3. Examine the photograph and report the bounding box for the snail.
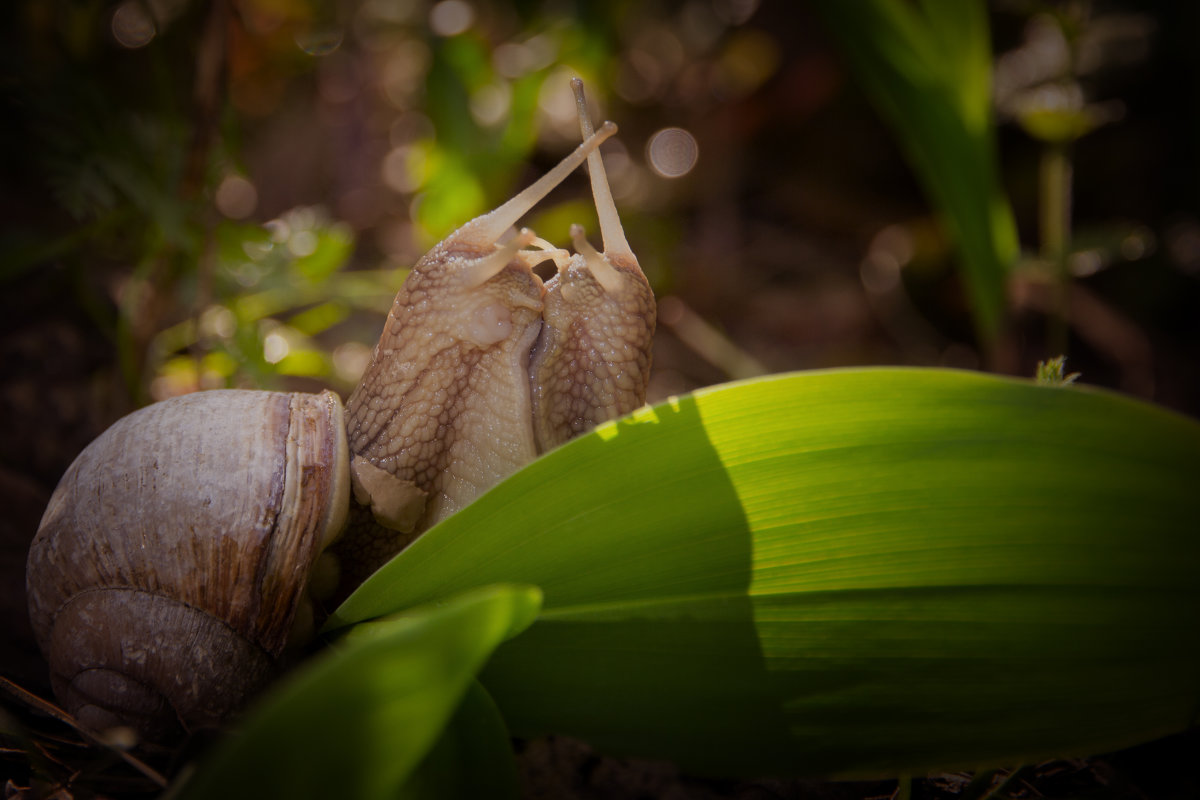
[530,79,655,451]
[25,82,655,742]
[24,390,349,742]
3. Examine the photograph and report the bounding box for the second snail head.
[336,82,655,592]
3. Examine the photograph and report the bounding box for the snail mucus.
[25,80,655,743]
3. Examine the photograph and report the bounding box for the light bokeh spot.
[296,27,344,56]
[112,1,156,48]
[215,175,258,220]
[429,0,474,36]
[646,128,699,178]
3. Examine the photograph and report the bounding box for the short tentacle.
[460,228,537,288]
[569,223,625,295]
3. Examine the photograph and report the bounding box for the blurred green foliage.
[151,209,396,396]
[812,0,1019,345]
[2,0,682,404]
[2,0,1194,411]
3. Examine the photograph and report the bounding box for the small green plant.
[1035,355,1081,386]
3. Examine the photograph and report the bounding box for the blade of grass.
[811,0,1019,344]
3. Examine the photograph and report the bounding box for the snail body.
[26,83,654,741]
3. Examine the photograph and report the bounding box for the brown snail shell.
[25,389,349,741]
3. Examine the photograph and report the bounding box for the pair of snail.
[25,80,655,742]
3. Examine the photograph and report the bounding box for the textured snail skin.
[530,247,656,452]
[345,246,544,530]
[26,390,349,740]
[332,244,545,590]
[331,120,635,591]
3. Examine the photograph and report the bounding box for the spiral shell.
[25,390,349,741]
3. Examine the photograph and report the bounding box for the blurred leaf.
[149,209,398,389]
[526,199,597,248]
[288,300,351,336]
[216,220,273,265]
[202,350,239,378]
[442,33,493,93]
[230,275,382,324]
[812,0,1019,343]
[275,348,331,379]
[425,41,477,156]
[415,149,486,244]
[176,584,541,800]
[332,368,1200,779]
[219,278,274,315]
[329,269,411,314]
[149,266,402,392]
[497,73,545,157]
[291,222,355,283]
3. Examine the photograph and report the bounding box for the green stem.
[1039,141,1072,355]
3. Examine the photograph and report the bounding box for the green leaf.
[397,681,521,800]
[811,0,1019,343]
[176,584,541,800]
[331,368,1200,778]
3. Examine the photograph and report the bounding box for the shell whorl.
[26,389,349,739]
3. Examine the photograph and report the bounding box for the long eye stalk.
[571,78,635,263]
[457,120,618,248]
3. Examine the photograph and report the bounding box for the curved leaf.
[176,584,541,799]
[397,681,520,800]
[331,368,1200,778]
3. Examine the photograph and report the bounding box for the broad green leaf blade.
[330,368,1200,778]
[176,584,541,800]
[398,681,520,800]
[811,0,1019,342]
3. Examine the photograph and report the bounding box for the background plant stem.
[1039,141,1073,355]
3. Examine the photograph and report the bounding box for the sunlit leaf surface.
[176,584,540,799]
[332,369,1200,778]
